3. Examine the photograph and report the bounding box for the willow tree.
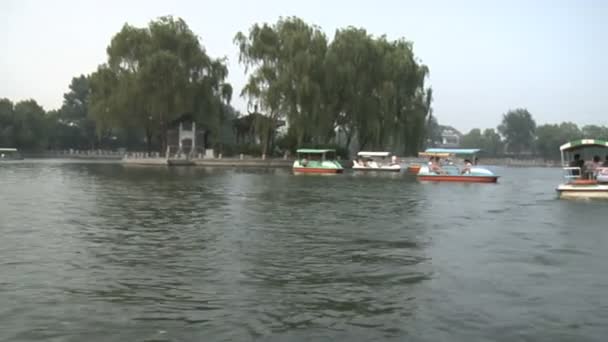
[325,28,431,154]
[89,16,232,153]
[236,17,431,155]
[235,17,329,150]
[234,22,283,156]
[324,27,376,150]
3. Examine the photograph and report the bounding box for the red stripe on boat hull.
[293,167,343,174]
[418,175,498,183]
[407,166,421,174]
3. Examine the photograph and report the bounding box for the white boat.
[556,139,608,199]
[352,151,401,172]
[293,149,344,174]
[416,148,498,183]
[0,148,23,160]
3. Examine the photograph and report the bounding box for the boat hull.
[407,165,421,174]
[293,167,343,174]
[418,175,498,183]
[557,184,608,199]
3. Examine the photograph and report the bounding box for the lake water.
[1,160,607,341]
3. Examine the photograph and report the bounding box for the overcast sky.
[1,0,607,132]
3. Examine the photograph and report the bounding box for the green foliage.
[89,16,232,152]
[482,128,503,157]
[461,128,483,149]
[498,108,536,154]
[535,122,583,160]
[0,99,15,147]
[0,98,49,150]
[581,125,608,140]
[425,116,442,147]
[275,127,298,153]
[461,128,504,157]
[219,143,263,157]
[235,17,431,156]
[48,75,98,149]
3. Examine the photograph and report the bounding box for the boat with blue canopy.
[416,148,498,183]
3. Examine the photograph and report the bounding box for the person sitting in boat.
[461,159,473,175]
[569,154,585,177]
[603,155,608,167]
[588,155,602,179]
[591,155,602,168]
[301,157,308,167]
[391,155,398,165]
[430,157,444,174]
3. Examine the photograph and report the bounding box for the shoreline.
[15,154,563,168]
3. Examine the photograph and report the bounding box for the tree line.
[461,108,608,160]
[1,16,432,156]
[1,76,160,152]
[0,76,104,151]
[1,15,605,159]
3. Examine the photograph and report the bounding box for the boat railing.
[562,167,582,180]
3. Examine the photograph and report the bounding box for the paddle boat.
[293,148,344,174]
[352,151,401,172]
[556,139,608,199]
[416,148,498,183]
[406,164,422,174]
[0,148,23,160]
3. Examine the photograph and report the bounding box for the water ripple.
[0,163,607,341]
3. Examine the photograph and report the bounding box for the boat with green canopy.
[293,149,344,174]
[557,139,608,199]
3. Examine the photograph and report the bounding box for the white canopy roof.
[357,151,391,157]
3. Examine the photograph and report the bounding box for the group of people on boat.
[569,154,608,180]
[427,156,478,175]
[300,154,321,166]
[353,155,398,168]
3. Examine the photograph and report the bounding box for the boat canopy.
[357,151,391,157]
[418,152,452,158]
[0,148,18,152]
[559,139,608,151]
[296,148,336,154]
[425,148,481,155]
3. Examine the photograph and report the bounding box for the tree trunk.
[145,127,152,156]
[345,129,353,150]
[160,132,167,157]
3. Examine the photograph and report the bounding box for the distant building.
[166,113,209,158]
[439,126,462,148]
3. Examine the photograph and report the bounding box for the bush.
[218,143,264,157]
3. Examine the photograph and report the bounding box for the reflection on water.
[0,162,607,341]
